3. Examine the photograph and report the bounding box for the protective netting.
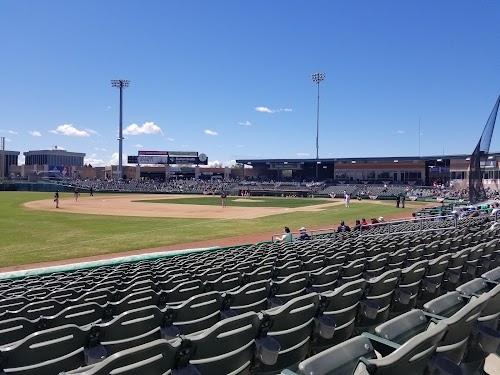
[469,95,500,203]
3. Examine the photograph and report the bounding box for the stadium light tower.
[111,79,130,180]
[312,72,325,180]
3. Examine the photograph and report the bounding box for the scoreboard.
[128,151,208,165]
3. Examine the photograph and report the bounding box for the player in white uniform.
[344,192,350,208]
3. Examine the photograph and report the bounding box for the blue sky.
[0,0,499,166]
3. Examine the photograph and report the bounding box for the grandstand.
[0,212,498,374]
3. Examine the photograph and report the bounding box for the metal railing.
[271,214,459,242]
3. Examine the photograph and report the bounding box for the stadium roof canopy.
[236,152,500,164]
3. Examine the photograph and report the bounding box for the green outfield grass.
[0,192,424,268]
[137,196,331,208]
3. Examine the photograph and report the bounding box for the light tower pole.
[312,72,325,180]
[111,79,130,179]
[0,137,5,180]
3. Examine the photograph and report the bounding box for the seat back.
[165,291,223,335]
[73,339,181,375]
[313,279,366,350]
[0,316,39,347]
[309,265,339,293]
[272,271,310,304]
[298,335,376,375]
[165,280,204,304]
[0,324,88,375]
[185,311,260,375]
[424,291,489,364]
[227,280,271,314]
[98,305,164,354]
[48,301,106,328]
[258,293,320,373]
[367,322,447,375]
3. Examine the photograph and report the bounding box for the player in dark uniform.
[90,187,94,197]
[220,192,227,208]
[74,187,80,202]
[54,191,60,208]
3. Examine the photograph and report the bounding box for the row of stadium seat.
[0,216,489,297]
[0,221,497,374]
[1,221,497,320]
[0,266,496,375]
[2,242,495,350]
[285,268,500,375]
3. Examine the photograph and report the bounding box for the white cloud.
[396,130,406,134]
[204,129,218,136]
[296,152,311,157]
[134,144,144,148]
[84,153,105,166]
[124,122,163,136]
[85,128,99,135]
[29,130,42,137]
[94,147,107,152]
[238,120,252,127]
[51,124,90,137]
[205,159,236,168]
[108,152,129,166]
[255,106,293,114]
[166,137,175,142]
[255,106,273,113]
[5,138,12,142]
[8,130,18,135]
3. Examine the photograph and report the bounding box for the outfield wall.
[0,181,74,192]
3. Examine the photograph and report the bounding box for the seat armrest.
[423,311,446,322]
[361,332,400,356]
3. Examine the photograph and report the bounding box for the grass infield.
[0,192,423,267]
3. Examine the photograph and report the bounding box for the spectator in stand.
[361,218,369,229]
[277,227,293,242]
[469,207,481,218]
[298,227,311,240]
[370,218,379,225]
[353,220,362,231]
[336,220,351,232]
[491,202,500,217]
